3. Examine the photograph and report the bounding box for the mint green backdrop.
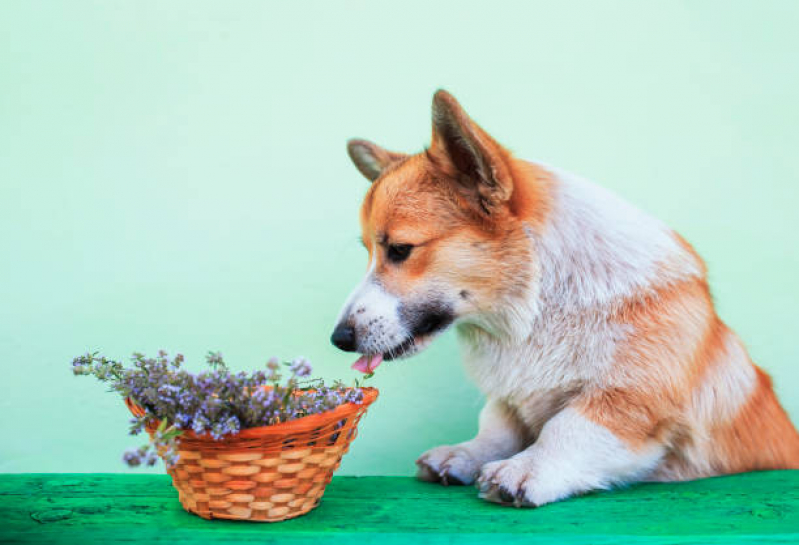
[1,1,797,475]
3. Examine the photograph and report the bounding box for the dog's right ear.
[430,90,513,215]
[347,139,406,182]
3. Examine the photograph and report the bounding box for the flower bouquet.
[72,350,378,521]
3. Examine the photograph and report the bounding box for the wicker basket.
[125,387,378,522]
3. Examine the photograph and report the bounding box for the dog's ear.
[430,90,513,214]
[347,139,406,182]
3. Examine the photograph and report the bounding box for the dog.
[331,90,799,507]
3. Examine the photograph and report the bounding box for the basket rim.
[125,386,378,441]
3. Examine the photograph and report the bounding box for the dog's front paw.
[477,457,540,507]
[416,445,480,486]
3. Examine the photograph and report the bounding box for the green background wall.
[1,1,797,475]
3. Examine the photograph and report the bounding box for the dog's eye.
[387,243,413,264]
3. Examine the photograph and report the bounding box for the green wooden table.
[2,472,798,544]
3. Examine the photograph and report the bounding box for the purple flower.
[290,357,312,377]
[123,450,142,467]
[73,351,369,470]
[174,412,190,427]
[205,351,225,368]
[165,452,180,466]
[222,415,240,435]
[192,413,210,435]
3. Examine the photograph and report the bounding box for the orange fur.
[360,102,799,473]
[579,270,799,472]
[358,143,549,305]
[576,278,714,448]
[711,366,799,472]
[344,90,799,495]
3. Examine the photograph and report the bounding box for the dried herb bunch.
[71,350,369,468]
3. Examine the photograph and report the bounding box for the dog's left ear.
[347,139,407,182]
[430,90,513,214]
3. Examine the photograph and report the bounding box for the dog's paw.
[477,457,540,507]
[416,445,480,486]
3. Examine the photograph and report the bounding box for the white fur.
[535,165,702,310]
[368,162,758,503]
[478,408,665,506]
[457,165,703,408]
[417,399,527,485]
[421,164,706,501]
[691,329,757,425]
[336,255,407,356]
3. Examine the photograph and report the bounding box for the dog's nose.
[331,323,357,352]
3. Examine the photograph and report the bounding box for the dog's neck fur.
[456,161,703,398]
[533,163,702,313]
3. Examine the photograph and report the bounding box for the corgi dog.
[331,90,799,507]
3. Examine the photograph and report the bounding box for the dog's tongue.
[351,353,383,374]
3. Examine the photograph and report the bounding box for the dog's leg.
[416,399,526,486]
[477,405,666,506]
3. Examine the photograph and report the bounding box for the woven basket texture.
[126,387,378,521]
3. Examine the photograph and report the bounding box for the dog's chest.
[457,308,627,423]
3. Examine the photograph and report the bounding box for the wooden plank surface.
[1,472,797,544]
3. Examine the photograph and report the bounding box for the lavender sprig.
[72,351,370,468]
